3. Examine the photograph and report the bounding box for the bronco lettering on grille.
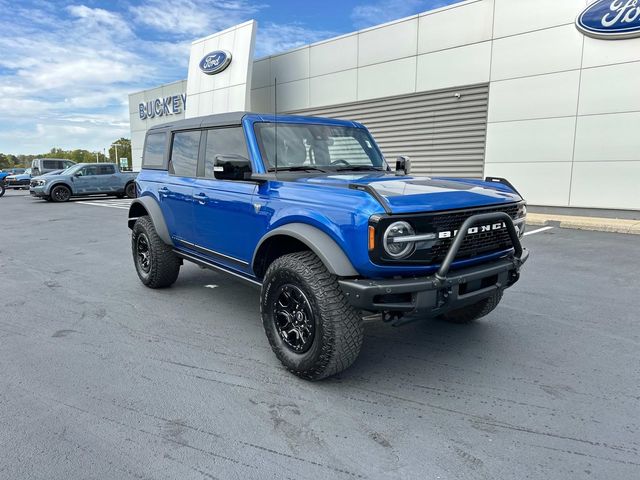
[438,222,506,239]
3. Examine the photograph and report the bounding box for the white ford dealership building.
[129,0,640,211]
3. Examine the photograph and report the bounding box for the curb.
[526,213,640,235]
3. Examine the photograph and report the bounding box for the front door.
[72,165,104,194]
[192,127,261,272]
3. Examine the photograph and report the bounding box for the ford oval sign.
[576,0,640,39]
[199,50,232,75]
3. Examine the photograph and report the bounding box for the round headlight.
[517,203,527,218]
[383,221,415,259]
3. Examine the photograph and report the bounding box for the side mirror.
[395,156,411,176]
[212,154,251,181]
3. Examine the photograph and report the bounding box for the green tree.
[108,138,131,169]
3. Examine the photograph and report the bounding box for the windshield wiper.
[335,165,384,172]
[271,166,329,173]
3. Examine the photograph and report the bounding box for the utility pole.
[111,143,126,169]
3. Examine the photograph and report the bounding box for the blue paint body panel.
[135,114,525,280]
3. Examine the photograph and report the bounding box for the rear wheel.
[440,291,503,324]
[261,251,364,380]
[131,216,181,288]
[50,185,71,202]
[125,182,136,199]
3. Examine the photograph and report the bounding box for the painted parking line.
[75,199,133,210]
[524,226,554,236]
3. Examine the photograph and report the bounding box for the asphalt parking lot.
[1,189,638,480]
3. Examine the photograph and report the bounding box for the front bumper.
[30,186,47,197]
[339,211,529,318]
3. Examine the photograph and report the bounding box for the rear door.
[97,164,118,192]
[159,130,200,246]
[192,127,260,270]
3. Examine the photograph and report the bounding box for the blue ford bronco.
[128,112,528,380]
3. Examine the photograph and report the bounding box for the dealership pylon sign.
[577,0,640,39]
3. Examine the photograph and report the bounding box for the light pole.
[111,143,128,170]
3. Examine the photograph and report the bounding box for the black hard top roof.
[148,111,249,133]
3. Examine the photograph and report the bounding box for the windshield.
[254,123,386,172]
[61,165,82,175]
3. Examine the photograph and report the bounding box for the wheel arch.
[252,223,359,280]
[47,181,72,195]
[128,196,172,245]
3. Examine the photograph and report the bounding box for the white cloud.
[130,0,265,36]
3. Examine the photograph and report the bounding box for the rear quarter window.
[142,132,166,169]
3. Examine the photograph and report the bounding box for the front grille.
[373,203,521,265]
[428,204,519,263]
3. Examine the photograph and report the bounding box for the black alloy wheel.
[51,185,71,202]
[272,284,316,353]
[136,233,151,274]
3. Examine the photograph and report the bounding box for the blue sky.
[0,0,458,155]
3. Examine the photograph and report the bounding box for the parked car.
[31,158,75,177]
[30,163,138,202]
[128,112,528,380]
[0,168,26,183]
[3,168,32,189]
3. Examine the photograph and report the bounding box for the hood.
[294,173,522,214]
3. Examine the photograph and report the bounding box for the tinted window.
[81,165,99,176]
[98,165,116,175]
[170,131,200,177]
[204,128,250,180]
[142,133,166,169]
[43,160,57,169]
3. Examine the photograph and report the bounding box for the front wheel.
[440,291,503,324]
[261,251,364,380]
[131,216,181,288]
[50,185,71,202]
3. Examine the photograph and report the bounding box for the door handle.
[193,192,208,203]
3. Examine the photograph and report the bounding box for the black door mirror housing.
[213,155,252,181]
[395,156,411,176]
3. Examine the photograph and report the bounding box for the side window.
[43,160,56,169]
[81,165,99,176]
[55,161,66,169]
[142,132,166,169]
[98,165,115,175]
[170,131,200,177]
[204,127,250,181]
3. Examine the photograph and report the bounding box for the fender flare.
[253,223,359,277]
[46,181,73,195]
[128,196,172,246]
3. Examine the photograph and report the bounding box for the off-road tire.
[261,251,364,380]
[131,215,180,288]
[440,290,503,324]
[50,184,71,202]
[125,182,136,199]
